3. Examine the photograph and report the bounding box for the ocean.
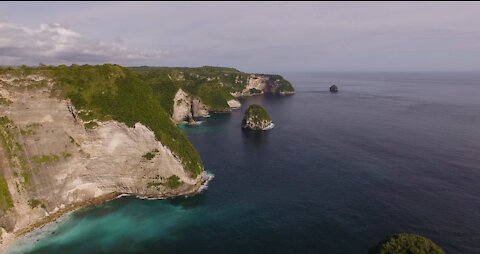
[8,72,480,254]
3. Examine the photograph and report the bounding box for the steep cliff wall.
[0,72,207,249]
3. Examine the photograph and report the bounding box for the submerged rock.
[241,104,274,130]
[330,85,338,93]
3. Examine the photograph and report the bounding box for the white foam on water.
[263,122,275,130]
[197,170,215,193]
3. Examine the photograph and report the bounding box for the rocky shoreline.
[1,172,212,252]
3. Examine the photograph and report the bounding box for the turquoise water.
[8,72,480,253]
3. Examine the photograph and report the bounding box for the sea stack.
[330,84,338,93]
[242,104,274,130]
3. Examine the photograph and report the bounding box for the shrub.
[167,175,181,189]
[142,151,156,160]
[32,154,60,164]
[28,199,45,209]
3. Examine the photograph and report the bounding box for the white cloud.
[0,22,166,65]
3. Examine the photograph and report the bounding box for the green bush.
[166,175,181,189]
[142,151,156,160]
[28,199,46,209]
[369,234,445,254]
[84,121,98,129]
[32,154,60,164]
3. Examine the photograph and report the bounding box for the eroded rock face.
[192,98,210,117]
[172,89,240,123]
[172,88,195,123]
[0,79,204,248]
[241,104,274,131]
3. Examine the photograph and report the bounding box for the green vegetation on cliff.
[166,175,181,189]
[0,116,30,187]
[132,66,239,112]
[0,175,13,212]
[130,66,294,113]
[28,198,46,209]
[32,154,60,165]
[369,234,445,254]
[265,74,295,92]
[1,65,203,177]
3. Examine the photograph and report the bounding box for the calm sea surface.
[9,72,480,254]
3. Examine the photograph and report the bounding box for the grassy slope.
[1,65,203,177]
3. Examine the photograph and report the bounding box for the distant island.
[0,64,294,250]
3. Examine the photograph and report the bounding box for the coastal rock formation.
[172,88,241,123]
[172,88,195,123]
[192,97,210,117]
[330,85,338,93]
[172,88,211,123]
[0,70,207,250]
[234,74,295,96]
[241,104,274,130]
[130,67,294,112]
[369,234,445,254]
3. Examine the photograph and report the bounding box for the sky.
[1,2,480,72]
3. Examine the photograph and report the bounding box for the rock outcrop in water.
[330,85,338,93]
[241,104,274,130]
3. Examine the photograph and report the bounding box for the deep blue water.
[9,72,480,254]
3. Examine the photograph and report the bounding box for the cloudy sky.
[1,2,480,72]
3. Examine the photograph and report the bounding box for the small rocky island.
[330,84,338,93]
[241,104,274,130]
